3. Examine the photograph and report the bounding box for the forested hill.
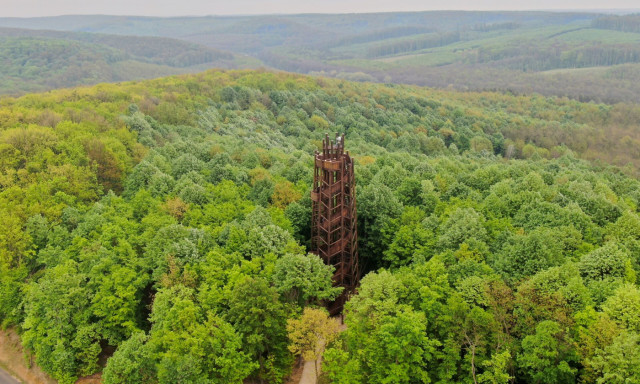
[1,70,640,383]
[592,13,640,32]
[3,11,640,102]
[0,27,260,95]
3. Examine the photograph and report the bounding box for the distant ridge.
[0,27,261,95]
[1,11,640,102]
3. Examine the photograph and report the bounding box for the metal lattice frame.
[311,134,359,315]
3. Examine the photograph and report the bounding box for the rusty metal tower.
[311,134,359,315]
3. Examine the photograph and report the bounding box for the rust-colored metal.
[311,133,359,315]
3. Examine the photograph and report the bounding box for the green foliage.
[496,227,578,283]
[438,207,487,251]
[224,277,293,382]
[589,331,640,384]
[22,260,99,383]
[517,321,578,384]
[579,243,630,282]
[358,182,403,268]
[478,349,513,384]
[326,306,436,384]
[272,253,343,306]
[0,28,252,95]
[602,284,640,332]
[287,307,340,378]
[102,332,154,384]
[103,287,256,384]
[0,69,639,384]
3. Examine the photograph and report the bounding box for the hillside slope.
[3,12,640,102]
[0,70,640,383]
[0,27,261,95]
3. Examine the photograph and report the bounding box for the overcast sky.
[2,0,639,18]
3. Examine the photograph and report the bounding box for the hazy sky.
[2,0,639,18]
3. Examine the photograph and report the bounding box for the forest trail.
[298,318,347,384]
[299,359,318,384]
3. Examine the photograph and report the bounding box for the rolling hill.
[0,27,261,95]
[1,69,640,383]
[2,11,640,102]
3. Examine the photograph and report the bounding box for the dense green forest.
[1,69,640,383]
[0,27,259,95]
[592,14,640,33]
[2,11,640,102]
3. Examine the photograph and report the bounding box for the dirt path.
[298,317,347,384]
[298,359,319,384]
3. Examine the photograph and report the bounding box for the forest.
[1,69,640,383]
[2,11,640,103]
[0,28,258,95]
[592,14,640,33]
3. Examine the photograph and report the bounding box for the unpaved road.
[0,367,20,384]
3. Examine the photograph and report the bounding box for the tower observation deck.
[311,134,359,315]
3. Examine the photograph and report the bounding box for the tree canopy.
[0,69,639,383]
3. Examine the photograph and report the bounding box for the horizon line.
[2,8,639,19]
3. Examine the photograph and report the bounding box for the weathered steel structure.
[311,134,359,315]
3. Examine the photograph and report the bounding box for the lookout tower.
[311,134,359,315]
